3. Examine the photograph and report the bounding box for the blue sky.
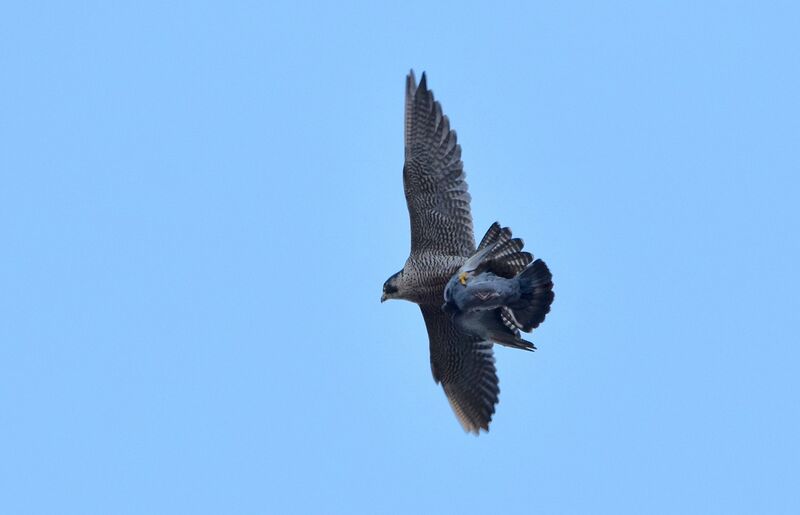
[1,1,798,514]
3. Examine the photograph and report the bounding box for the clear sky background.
[1,2,798,514]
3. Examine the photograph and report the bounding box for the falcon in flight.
[381,71,554,433]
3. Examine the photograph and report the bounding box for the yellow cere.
[458,272,468,285]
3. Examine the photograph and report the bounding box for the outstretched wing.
[420,304,499,433]
[404,71,475,257]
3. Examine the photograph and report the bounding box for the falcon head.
[381,270,404,302]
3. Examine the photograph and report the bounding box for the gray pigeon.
[442,223,554,352]
[381,71,554,434]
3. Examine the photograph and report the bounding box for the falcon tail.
[470,223,533,278]
[509,259,554,332]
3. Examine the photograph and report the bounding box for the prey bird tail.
[509,259,554,332]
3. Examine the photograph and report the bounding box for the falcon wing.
[403,71,475,257]
[420,304,499,433]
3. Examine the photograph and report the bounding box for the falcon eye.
[384,283,398,295]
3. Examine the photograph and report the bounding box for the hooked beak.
[380,293,387,303]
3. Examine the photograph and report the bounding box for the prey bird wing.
[404,71,474,256]
[420,304,498,434]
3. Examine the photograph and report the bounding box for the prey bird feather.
[443,227,554,352]
[381,71,554,434]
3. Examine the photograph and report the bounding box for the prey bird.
[442,222,554,352]
[381,71,554,433]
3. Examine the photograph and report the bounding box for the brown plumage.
[382,71,550,433]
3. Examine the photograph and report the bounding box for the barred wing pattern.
[403,71,475,257]
[420,304,499,433]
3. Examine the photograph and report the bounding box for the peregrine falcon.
[381,71,554,433]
